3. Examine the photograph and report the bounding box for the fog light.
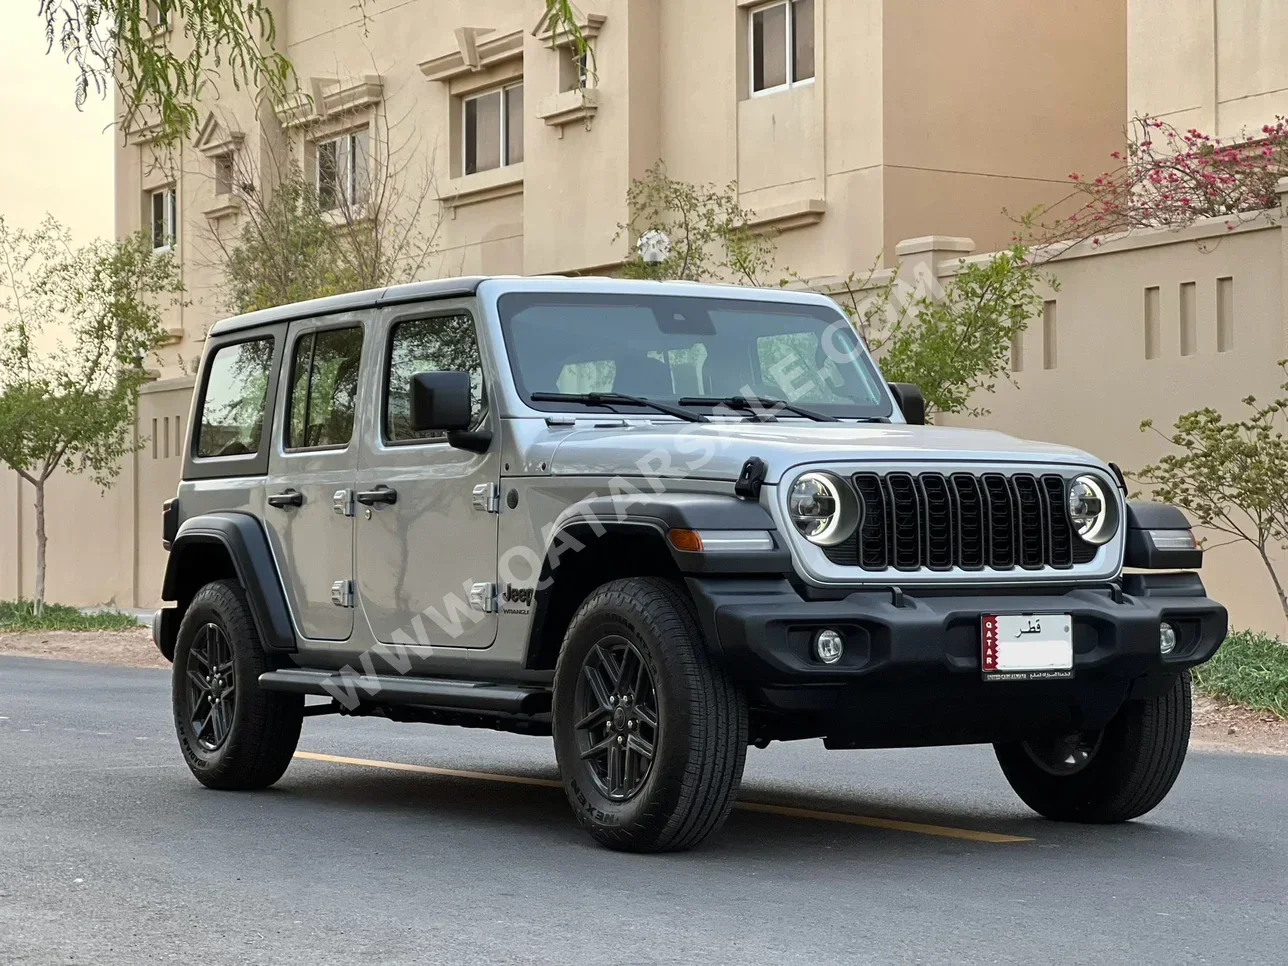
[814,629,845,664]
[1160,622,1178,655]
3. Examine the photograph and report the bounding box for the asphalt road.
[2,657,1285,965]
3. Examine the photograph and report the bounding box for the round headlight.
[1068,475,1116,545]
[788,472,860,546]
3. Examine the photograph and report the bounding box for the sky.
[0,7,115,243]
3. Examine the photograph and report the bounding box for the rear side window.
[385,313,484,443]
[196,337,275,458]
[287,326,363,449]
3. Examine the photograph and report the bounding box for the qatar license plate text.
[981,614,1074,681]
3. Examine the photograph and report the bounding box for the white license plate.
[981,614,1074,681]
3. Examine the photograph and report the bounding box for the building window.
[147,0,169,31]
[560,49,590,92]
[750,0,814,95]
[464,83,523,176]
[214,154,235,196]
[150,187,177,251]
[316,130,370,212]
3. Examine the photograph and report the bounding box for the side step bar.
[258,669,552,716]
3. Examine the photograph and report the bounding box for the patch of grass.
[0,601,142,633]
[1193,630,1288,719]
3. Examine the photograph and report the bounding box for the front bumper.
[686,573,1227,746]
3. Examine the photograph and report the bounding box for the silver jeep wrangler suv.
[154,276,1227,852]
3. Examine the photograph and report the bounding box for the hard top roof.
[206,275,840,337]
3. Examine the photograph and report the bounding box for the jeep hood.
[544,421,1106,483]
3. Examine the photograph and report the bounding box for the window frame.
[461,82,524,176]
[214,153,235,197]
[315,129,370,212]
[150,186,178,252]
[147,0,169,31]
[189,331,281,479]
[380,309,489,448]
[283,322,365,454]
[748,0,815,97]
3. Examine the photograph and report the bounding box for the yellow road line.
[294,751,563,788]
[295,751,1032,844]
[732,800,1031,843]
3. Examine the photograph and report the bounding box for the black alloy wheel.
[172,579,303,790]
[574,636,660,801]
[183,622,237,752]
[1021,730,1104,776]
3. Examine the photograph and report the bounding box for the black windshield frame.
[496,292,894,420]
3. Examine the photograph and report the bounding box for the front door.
[355,303,500,649]
[263,316,366,641]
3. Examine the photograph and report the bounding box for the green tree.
[839,246,1051,421]
[41,1,586,147]
[0,218,182,613]
[1136,368,1288,626]
[618,161,778,285]
[41,0,290,146]
[211,120,441,314]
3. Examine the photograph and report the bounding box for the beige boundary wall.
[4,202,1288,636]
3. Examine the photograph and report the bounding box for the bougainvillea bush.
[1019,114,1288,247]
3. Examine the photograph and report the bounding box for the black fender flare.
[543,493,792,577]
[520,494,791,669]
[162,511,298,654]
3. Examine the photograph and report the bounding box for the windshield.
[497,293,893,419]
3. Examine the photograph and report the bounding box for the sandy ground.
[0,629,171,671]
[2,630,1285,755]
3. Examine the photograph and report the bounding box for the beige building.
[5,0,1288,635]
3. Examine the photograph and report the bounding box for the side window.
[196,338,275,458]
[287,326,364,449]
[385,313,485,443]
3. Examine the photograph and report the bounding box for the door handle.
[267,489,304,509]
[355,485,398,506]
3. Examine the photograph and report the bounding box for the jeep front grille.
[824,472,1097,572]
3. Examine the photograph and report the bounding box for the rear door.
[355,301,500,648]
[263,315,366,641]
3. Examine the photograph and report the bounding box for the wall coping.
[140,375,196,395]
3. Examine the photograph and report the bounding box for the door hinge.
[330,579,354,608]
[332,488,354,517]
[468,582,497,614]
[472,482,501,514]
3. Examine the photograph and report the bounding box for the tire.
[172,579,304,790]
[552,576,748,852]
[994,671,1192,823]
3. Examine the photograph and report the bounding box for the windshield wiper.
[678,394,839,422]
[530,392,709,423]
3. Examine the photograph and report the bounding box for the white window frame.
[748,0,815,98]
[147,0,169,31]
[315,130,369,212]
[150,187,177,252]
[462,82,524,176]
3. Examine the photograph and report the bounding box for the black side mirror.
[410,371,473,432]
[888,383,926,426]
